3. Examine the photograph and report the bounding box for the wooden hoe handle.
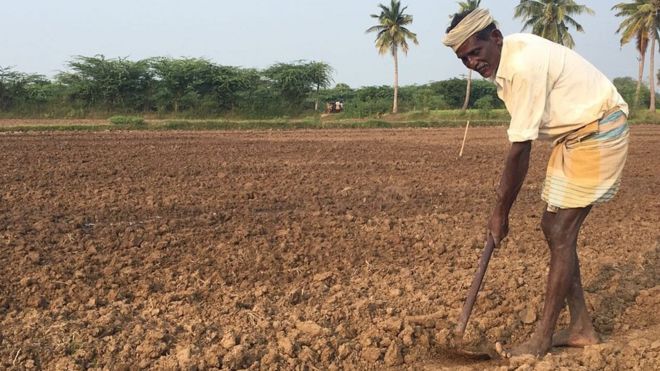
[455,234,496,338]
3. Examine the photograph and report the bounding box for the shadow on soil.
[587,241,659,336]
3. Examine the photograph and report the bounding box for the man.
[442,9,630,357]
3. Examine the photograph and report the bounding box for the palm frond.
[366,0,418,56]
[513,0,594,48]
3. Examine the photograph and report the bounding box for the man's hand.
[488,209,509,246]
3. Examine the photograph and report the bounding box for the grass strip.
[1,117,657,133]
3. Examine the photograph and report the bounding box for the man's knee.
[541,213,561,245]
[541,211,575,248]
[541,208,589,248]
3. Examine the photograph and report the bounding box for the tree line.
[1,57,656,118]
[0,57,335,118]
[0,56,506,118]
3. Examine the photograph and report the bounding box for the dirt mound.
[1,127,658,369]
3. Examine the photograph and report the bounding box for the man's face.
[455,30,503,78]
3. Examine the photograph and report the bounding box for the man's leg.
[510,206,593,356]
[552,247,600,346]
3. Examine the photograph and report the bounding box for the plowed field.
[1,126,658,370]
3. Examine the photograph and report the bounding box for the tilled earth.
[0,127,658,370]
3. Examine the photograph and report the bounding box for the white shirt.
[493,33,628,143]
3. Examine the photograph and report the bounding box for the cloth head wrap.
[443,8,494,52]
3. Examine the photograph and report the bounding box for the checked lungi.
[542,109,629,211]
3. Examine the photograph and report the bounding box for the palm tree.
[613,0,650,109]
[613,0,660,111]
[514,0,595,49]
[366,0,418,114]
[456,0,482,111]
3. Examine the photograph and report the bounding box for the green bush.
[474,95,494,110]
[109,115,145,126]
[627,109,660,123]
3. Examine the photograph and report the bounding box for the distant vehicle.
[325,100,344,113]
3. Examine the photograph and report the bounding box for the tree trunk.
[315,84,319,112]
[393,48,399,114]
[635,50,646,109]
[650,31,656,111]
[462,69,472,111]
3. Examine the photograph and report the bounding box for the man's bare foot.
[552,327,600,347]
[504,336,552,358]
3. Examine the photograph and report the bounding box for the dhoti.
[542,110,629,211]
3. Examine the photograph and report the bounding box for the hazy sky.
[1,1,655,87]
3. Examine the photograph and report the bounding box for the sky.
[1,0,655,88]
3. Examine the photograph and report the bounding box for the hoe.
[446,234,501,359]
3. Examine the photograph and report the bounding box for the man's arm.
[488,140,532,245]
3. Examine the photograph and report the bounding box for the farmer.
[442,8,629,357]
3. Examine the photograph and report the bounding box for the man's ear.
[491,29,503,46]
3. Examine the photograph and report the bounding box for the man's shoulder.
[504,33,572,56]
[499,34,553,78]
[504,33,533,41]
[503,33,556,50]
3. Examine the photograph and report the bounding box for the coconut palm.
[514,0,594,49]
[456,0,482,111]
[366,0,418,114]
[613,0,660,111]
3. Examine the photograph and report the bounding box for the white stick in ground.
[459,120,470,157]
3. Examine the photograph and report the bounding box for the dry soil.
[1,126,658,370]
